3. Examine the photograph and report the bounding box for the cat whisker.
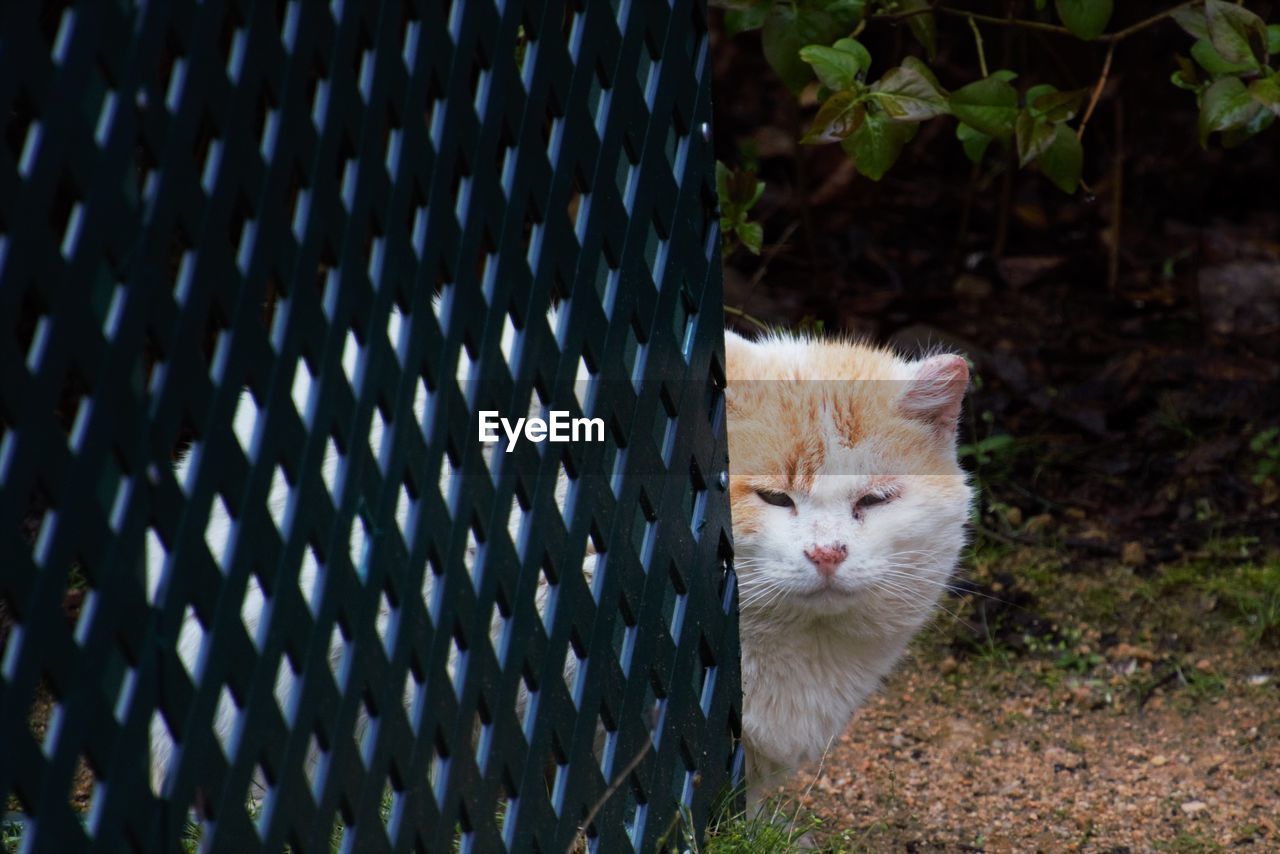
[871,580,966,625]
[874,568,1024,609]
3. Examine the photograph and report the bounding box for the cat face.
[724,331,972,631]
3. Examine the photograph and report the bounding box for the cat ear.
[899,354,969,431]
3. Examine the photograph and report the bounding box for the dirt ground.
[773,548,1280,853]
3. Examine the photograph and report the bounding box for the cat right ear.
[899,354,969,433]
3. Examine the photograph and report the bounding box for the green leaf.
[1171,6,1210,41]
[820,0,869,32]
[834,38,873,76]
[902,55,944,90]
[1199,75,1263,145]
[1170,54,1204,92]
[725,6,770,35]
[1270,24,1280,55]
[842,111,915,179]
[1037,124,1083,192]
[1054,0,1113,41]
[1015,110,1055,166]
[802,90,867,143]
[949,76,1020,138]
[871,58,949,121]
[763,5,839,93]
[799,42,870,91]
[715,161,731,208]
[1222,104,1275,147]
[717,162,764,212]
[1025,84,1059,114]
[738,220,764,255]
[896,0,938,60]
[1191,38,1256,75]
[1031,87,1087,122]
[956,122,994,163]
[1205,0,1267,67]
[1250,73,1280,116]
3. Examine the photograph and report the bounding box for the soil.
[787,647,1280,852]
[766,545,1280,853]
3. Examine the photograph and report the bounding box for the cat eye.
[856,493,891,510]
[755,490,795,508]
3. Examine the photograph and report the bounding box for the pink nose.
[804,543,848,577]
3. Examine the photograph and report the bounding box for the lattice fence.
[0,0,739,850]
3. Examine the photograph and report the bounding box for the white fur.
[730,336,972,804]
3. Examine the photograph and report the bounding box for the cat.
[722,329,971,805]
[148,316,972,814]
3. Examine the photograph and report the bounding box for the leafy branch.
[715,0,1280,193]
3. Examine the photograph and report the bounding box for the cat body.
[722,330,971,800]
[149,319,971,809]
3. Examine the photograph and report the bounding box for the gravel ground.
[783,650,1280,852]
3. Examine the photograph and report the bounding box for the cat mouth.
[797,579,859,598]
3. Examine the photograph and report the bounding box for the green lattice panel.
[0,0,739,850]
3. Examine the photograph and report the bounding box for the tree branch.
[1077,40,1116,142]
[877,2,1199,45]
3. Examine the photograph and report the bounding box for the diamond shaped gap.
[592,705,612,776]
[386,304,405,361]
[342,325,362,389]
[214,683,239,760]
[145,526,167,605]
[447,625,467,695]
[396,474,417,548]
[239,573,267,651]
[536,556,558,631]
[487,597,508,667]
[291,355,314,420]
[268,463,290,534]
[499,308,519,376]
[413,373,433,442]
[321,431,342,501]
[299,543,324,615]
[573,352,593,416]
[561,632,584,709]
[272,652,297,724]
[232,391,259,456]
[326,621,346,690]
[378,582,397,657]
[422,553,441,623]
[149,710,177,796]
[176,604,204,680]
[203,492,235,568]
[502,484,529,557]
[552,459,572,525]
[303,725,326,798]
[463,522,482,587]
[68,752,99,818]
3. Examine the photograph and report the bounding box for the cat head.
[724,329,973,632]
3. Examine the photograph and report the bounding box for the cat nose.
[804,543,848,577]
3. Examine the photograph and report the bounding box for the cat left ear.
[899,354,969,432]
